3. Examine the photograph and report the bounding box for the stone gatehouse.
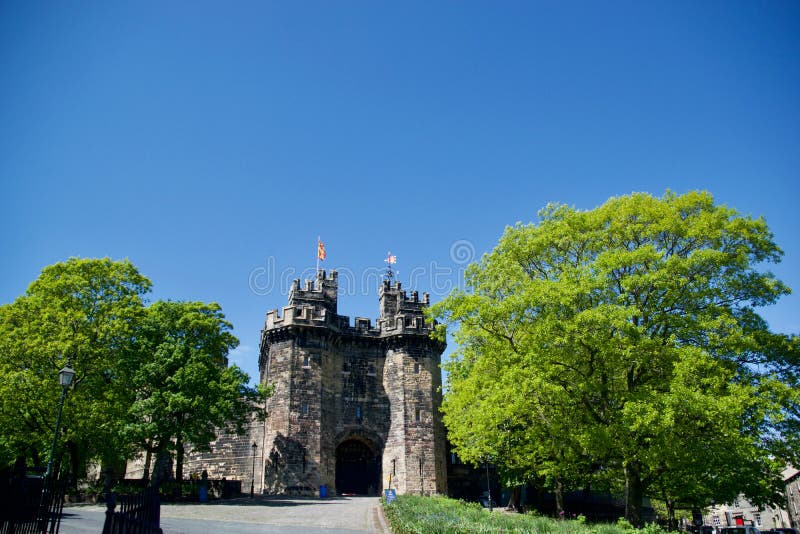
[180,269,448,497]
[260,269,447,496]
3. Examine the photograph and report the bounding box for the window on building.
[713,516,721,527]
[415,409,421,422]
[302,354,310,368]
[301,402,309,416]
[356,405,362,423]
[414,362,420,374]
[753,513,761,526]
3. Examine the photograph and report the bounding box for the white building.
[704,494,790,531]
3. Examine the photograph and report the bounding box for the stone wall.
[785,467,799,528]
[125,417,267,492]
[183,419,265,487]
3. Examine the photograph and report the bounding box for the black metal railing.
[102,488,162,534]
[0,468,67,534]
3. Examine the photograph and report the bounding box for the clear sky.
[2,1,798,385]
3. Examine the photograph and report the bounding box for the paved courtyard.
[59,495,389,534]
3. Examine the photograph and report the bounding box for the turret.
[289,269,338,317]
[378,280,432,334]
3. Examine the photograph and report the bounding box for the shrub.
[382,494,642,534]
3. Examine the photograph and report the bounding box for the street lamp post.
[250,442,257,498]
[45,361,75,479]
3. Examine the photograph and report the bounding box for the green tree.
[0,257,151,477]
[126,300,267,487]
[432,191,798,525]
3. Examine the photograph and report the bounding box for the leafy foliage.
[0,257,268,485]
[431,191,798,525]
[382,494,652,534]
[0,258,151,471]
[125,300,267,483]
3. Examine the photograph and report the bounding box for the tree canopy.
[0,258,150,472]
[0,257,266,484]
[125,300,268,485]
[431,191,798,525]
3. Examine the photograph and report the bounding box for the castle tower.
[258,270,446,496]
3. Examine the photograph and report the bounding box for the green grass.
[382,494,666,534]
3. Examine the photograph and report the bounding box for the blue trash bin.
[319,485,327,498]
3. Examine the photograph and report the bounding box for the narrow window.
[301,402,309,416]
[415,408,421,423]
[302,354,310,368]
[356,405,362,423]
[414,362,420,374]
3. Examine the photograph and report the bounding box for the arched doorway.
[335,438,380,495]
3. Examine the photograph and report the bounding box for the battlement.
[379,280,430,321]
[265,304,329,330]
[288,269,338,316]
[263,306,431,337]
[263,271,435,338]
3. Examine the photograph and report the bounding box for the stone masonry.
[258,270,447,496]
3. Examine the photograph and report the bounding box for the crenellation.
[354,317,372,331]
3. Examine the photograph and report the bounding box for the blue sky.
[2,1,798,385]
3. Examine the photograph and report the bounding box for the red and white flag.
[385,252,397,265]
[317,238,327,261]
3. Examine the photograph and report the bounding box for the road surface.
[59,495,389,534]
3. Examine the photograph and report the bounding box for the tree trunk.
[176,433,184,500]
[142,447,152,480]
[666,498,677,531]
[506,485,523,512]
[66,439,80,490]
[624,463,644,527]
[555,477,564,518]
[150,445,172,489]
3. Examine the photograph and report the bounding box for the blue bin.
[319,484,328,498]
